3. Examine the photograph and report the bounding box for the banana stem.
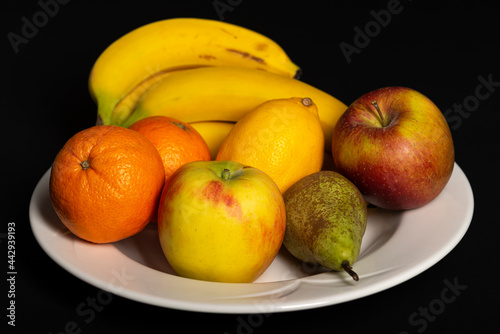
[341,261,359,281]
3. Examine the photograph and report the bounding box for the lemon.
[216,97,324,193]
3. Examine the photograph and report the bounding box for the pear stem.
[341,261,359,281]
[371,99,384,126]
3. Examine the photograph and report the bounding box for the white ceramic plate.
[30,163,473,314]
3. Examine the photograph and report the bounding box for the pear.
[283,170,367,281]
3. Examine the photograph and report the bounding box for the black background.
[4,0,499,333]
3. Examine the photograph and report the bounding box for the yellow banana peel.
[121,67,347,151]
[89,18,300,125]
[190,121,235,160]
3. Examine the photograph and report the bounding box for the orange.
[216,97,324,193]
[129,116,211,181]
[49,125,165,243]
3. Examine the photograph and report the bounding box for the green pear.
[283,171,367,281]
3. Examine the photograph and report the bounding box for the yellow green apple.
[157,160,286,283]
[331,86,455,210]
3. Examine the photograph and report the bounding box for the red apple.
[331,87,455,210]
[157,160,286,283]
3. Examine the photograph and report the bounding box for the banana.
[121,67,348,152]
[190,121,235,160]
[90,18,300,125]
[112,69,181,123]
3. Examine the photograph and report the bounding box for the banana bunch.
[89,18,348,155]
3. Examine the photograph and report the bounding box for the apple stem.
[371,99,384,126]
[221,168,231,180]
[341,260,359,281]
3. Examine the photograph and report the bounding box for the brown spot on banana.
[220,28,238,39]
[226,48,266,64]
[255,43,268,51]
[199,54,217,61]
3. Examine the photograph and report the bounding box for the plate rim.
[29,162,474,314]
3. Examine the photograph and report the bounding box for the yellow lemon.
[216,97,324,193]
